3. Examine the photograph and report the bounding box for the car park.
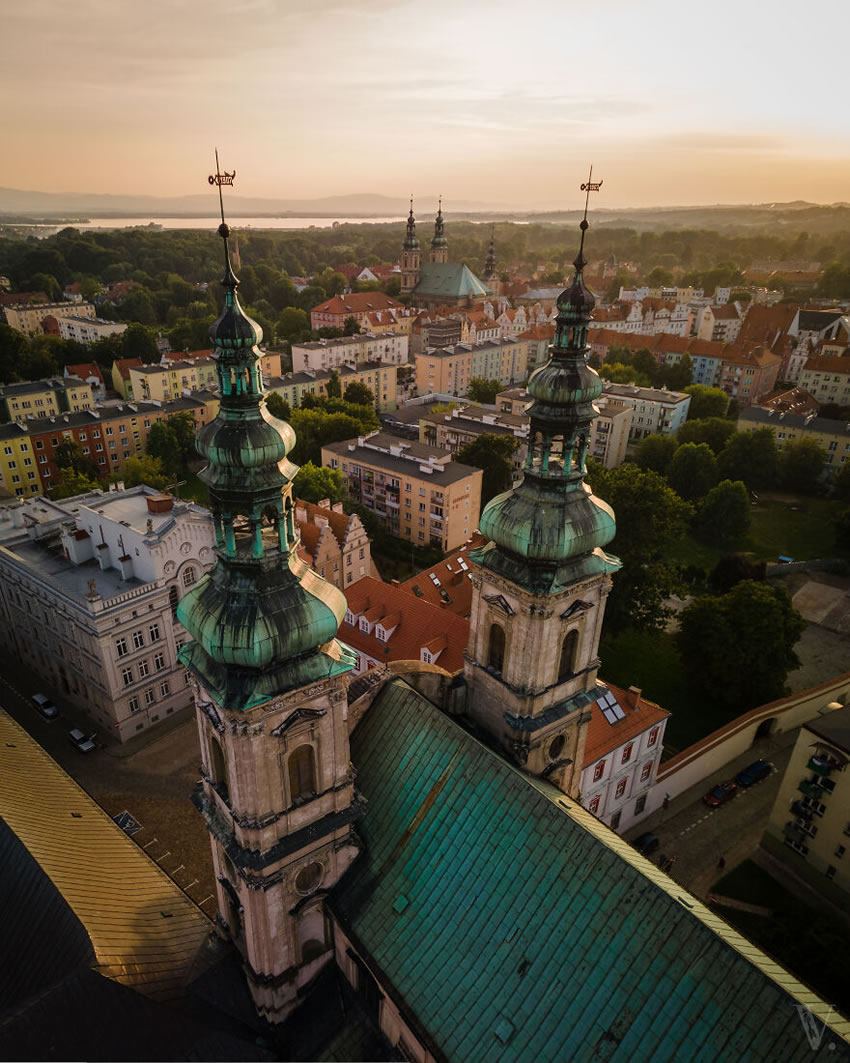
[734,760,772,788]
[68,727,96,753]
[632,832,660,856]
[31,693,59,720]
[702,781,737,808]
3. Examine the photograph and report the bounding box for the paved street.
[0,664,216,917]
[626,729,799,900]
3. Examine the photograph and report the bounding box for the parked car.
[68,727,96,753]
[632,832,660,856]
[735,760,772,788]
[703,781,737,808]
[31,692,59,720]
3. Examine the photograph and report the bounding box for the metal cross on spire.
[208,148,236,234]
[577,165,603,261]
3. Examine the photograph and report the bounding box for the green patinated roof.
[413,262,488,300]
[333,680,850,1063]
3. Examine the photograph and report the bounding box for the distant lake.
[27,215,406,236]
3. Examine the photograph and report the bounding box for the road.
[626,729,798,900]
[0,661,216,917]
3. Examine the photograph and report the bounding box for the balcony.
[808,755,834,776]
[798,778,824,800]
[791,800,812,821]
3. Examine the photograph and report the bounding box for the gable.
[333,680,849,1063]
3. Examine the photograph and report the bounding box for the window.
[159,681,170,697]
[144,688,156,705]
[288,745,317,802]
[826,865,837,879]
[121,667,133,686]
[487,623,505,672]
[615,778,627,799]
[610,811,621,830]
[559,631,578,680]
[183,567,196,587]
[149,623,160,641]
[154,652,165,671]
[138,659,149,678]
[640,762,652,782]
[647,727,659,747]
[588,796,600,815]
[115,637,128,658]
[128,697,139,713]
[593,760,605,782]
[635,795,647,815]
[621,743,633,764]
[836,845,846,859]
[132,630,144,649]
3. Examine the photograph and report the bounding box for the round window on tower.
[548,734,565,761]
[295,862,324,896]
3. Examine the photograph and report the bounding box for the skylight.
[597,689,625,724]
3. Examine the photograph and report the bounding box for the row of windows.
[128,683,170,709]
[591,732,659,782]
[121,654,167,684]
[115,624,161,657]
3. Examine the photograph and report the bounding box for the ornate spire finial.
[208,148,238,283]
[577,165,603,268]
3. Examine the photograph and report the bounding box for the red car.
[703,781,737,808]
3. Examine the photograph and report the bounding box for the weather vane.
[577,165,603,258]
[208,148,236,229]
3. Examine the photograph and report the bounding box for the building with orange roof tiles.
[340,576,470,674]
[717,343,782,407]
[293,498,373,590]
[398,532,487,617]
[310,292,405,331]
[579,682,670,833]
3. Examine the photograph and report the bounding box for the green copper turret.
[482,227,496,281]
[472,220,621,594]
[176,222,354,709]
[431,199,447,252]
[403,198,419,251]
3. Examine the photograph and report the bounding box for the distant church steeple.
[482,226,496,283]
[465,176,620,796]
[401,196,421,295]
[178,156,360,1024]
[430,198,448,263]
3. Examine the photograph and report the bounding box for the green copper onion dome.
[473,221,620,595]
[177,221,354,710]
[431,200,448,250]
[403,199,420,251]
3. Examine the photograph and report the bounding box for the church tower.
[482,226,496,282]
[464,213,621,797]
[429,198,449,263]
[177,202,359,1023]
[400,197,420,295]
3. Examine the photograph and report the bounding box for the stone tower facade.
[464,222,621,797]
[177,219,360,1023]
[400,198,421,295]
[429,199,449,264]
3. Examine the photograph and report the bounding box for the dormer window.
[376,627,386,642]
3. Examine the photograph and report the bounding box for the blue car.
[735,760,771,787]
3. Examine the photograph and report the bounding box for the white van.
[32,693,59,720]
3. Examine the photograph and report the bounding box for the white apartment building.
[3,301,96,335]
[291,331,410,373]
[601,382,691,442]
[580,683,670,833]
[57,316,127,345]
[0,486,215,742]
[588,396,633,468]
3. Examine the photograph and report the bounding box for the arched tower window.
[288,744,317,802]
[488,623,506,673]
[209,735,230,803]
[559,630,579,681]
[169,584,179,617]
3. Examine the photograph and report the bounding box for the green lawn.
[668,494,847,572]
[598,627,734,755]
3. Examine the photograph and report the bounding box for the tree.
[717,429,778,491]
[25,271,61,300]
[778,437,828,494]
[667,442,718,501]
[658,353,693,392]
[697,479,751,542]
[113,455,170,490]
[121,322,160,363]
[589,463,693,631]
[146,421,181,477]
[467,378,503,405]
[631,348,658,385]
[835,506,850,550]
[634,434,679,477]
[677,581,805,710]
[52,468,101,499]
[646,267,674,288]
[342,316,360,336]
[343,381,374,406]
[326,370,342,399]
[289,409,362,465]
[599,362,652,387]
[55,439,97,479]
[833,461,850,502]
[456,434,518,507]
[676,417,735,455]
[709,553,766,593]
[167,412,198,465]
[684,384,729,421]
[292,462,344,505]
[265,392,291,422]
[277,306,311,344]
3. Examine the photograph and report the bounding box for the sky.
[3,0,850,210]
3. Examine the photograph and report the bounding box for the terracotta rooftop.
[341,576,470,673]
[113,357,143,380]
[583,682,670,766]
[65,362,104,384]
[312,292,404,316]
[294,498,353,551]
[801,354,850,376]
[398,532,487,617]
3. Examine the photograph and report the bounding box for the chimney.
[627,686,642,709]
[146,493,174,514]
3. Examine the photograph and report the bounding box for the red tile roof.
[294,498,352,550]
[66,363,104,384]
[518,324,555,341]
[397,532,487,617]
[312,292,404,316]
[583,682,670,766]
[341,576,470,673]
[114,357,143,379]
[801,354,850,376]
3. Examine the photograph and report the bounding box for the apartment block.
[322,432,482,552]
[738,407,850,473]
[0,487,215,742]
[3,301,95,335]
[291,332,409,373]
[129,359,218,403]
[414,337,530,395]
[267,361,398,411]
[0,376,95,423]
[57,316,127,345]
[600,382,691,442]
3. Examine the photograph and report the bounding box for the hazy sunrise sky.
[3,0,849,209]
